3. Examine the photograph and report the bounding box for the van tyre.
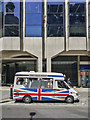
[23,95,32,103]
[66,96,74,103]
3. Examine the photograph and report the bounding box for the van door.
[54,80,69,101]
[40,78,55,100]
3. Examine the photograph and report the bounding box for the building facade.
[0,0,90,86]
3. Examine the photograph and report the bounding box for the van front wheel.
[66,96,74,103]
[23,95,32,103]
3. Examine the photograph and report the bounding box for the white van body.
[13,71,79,103]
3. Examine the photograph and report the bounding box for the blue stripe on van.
[48,75,64,77]
[15,74,29,76]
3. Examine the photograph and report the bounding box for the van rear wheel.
[23,95,32,103]
[66,96,74,103]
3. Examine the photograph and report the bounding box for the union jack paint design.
[14,88,69,101]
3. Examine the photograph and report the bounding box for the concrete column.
[20,1,23,51]
[86,0,89,51]
[0,51,2,86]
[0,59,2,86]
[65,0,69,51]
[77,56,80,87]
[23,0,25,41]
[47,57,51,72]
[44,0,47,58]
[37,57,42,72]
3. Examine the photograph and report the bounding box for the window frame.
[69,2,86,37]
[47,1,65,37]
[3,1,20,37]
[25,1,42,37]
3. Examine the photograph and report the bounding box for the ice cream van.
[13,71,79,103]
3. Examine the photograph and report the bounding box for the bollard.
[10,85,13,99]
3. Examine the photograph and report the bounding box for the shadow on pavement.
[15,99,79,104]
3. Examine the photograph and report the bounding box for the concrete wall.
[23,37,42,57]
[23,37,42,72]
[1,37,20,51]
[0,38,3,51]
[45,37,65,58]
[69,37,86,50]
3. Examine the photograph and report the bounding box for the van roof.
[15,71,64,77]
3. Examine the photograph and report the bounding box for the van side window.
[41,78,53,89]
[16,78,24,85]
[30,78,40,88]
[57,81,67,88]
[16,77,31,88]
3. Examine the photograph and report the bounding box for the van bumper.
[74,95,79,101]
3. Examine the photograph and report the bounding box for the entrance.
[51,56,78,86]
[80,64,90,87]
[2,61,37,85]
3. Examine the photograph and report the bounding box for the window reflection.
[0,1,3,38]
[47,25,63,37]
[69,2,86,37]
[4,2,19,36]
[25,2,41,37]
[47,2,64,37]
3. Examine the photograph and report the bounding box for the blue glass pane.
[26,14,41,25]
[25,26,41,37]
[26,2,41,13]
[5,2,19,13]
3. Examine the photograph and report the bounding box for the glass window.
[25,1,42,37]
[4,2,20,36]
[0,1,3,12]
[26,14,41,25]
[26,2,41,13]
[69,2,86,37]
[47,25,63,37]
[5,14,19,24]
[4,26,19,36]
[47,2,63,13]
[5,2,19,13]
[0,1,3,38]
[47,14,63,24]
[47,1,64,37]
[25,26,41,37]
